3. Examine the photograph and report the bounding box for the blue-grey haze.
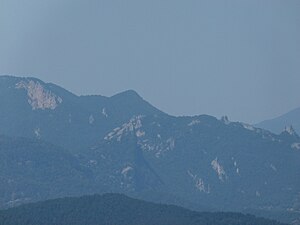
[0,0,299,123]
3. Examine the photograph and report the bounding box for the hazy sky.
[0,0,299,123]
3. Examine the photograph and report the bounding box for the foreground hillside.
[0,194,285,225]
[0,135,95,207]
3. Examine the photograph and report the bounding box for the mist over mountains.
[0,75,299,224]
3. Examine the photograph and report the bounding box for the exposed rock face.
[1,76,300,224]
[211,158,227,182]
[16,80,62,110]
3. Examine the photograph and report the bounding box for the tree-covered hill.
[0,194,285,225]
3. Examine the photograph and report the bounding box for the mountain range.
[0,75,299,224]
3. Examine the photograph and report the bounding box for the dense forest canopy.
[0,194,285,225]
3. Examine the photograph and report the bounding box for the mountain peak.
[109,89,165,116]
[0,75,44,83]
[111,89,142,100]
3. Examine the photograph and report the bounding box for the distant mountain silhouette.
[256,107,300,134]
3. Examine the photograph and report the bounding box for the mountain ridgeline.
[0,194,285,225]
[0,75,163,153]
[0,75,299,224]
[256,107,300,134]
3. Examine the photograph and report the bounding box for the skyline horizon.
[0,74,297,125]
[1,0,299,124]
